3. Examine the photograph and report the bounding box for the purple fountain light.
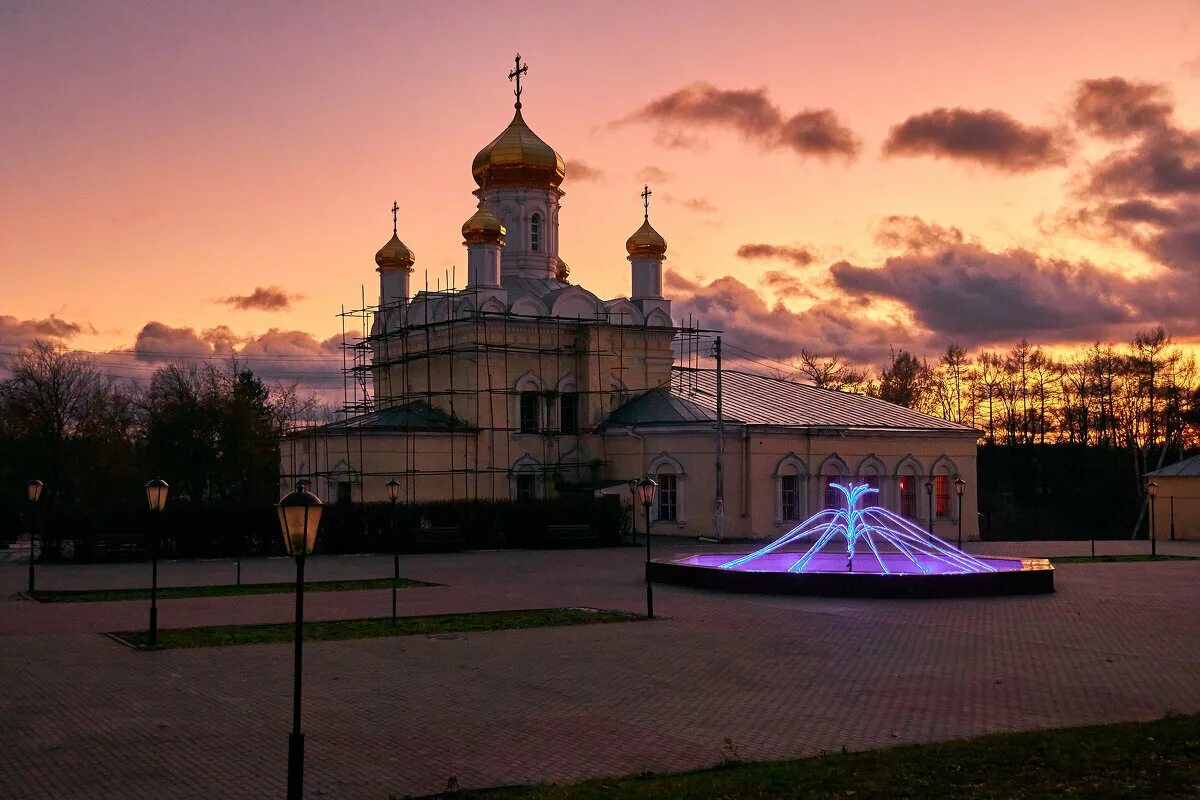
[694,482,1002,575]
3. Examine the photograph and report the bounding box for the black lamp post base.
[149,607,158,647]
[645,582,654,619]
[288,731,305,799]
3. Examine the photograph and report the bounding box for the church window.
[559,392,579,434]
[657,473,678,522]
[899,474,916,519]
[516,474,536,501]
[781,475,799,520]
[519,391,540,433]
[337,481,352,505]
[935,474,951,518]
[530,213,541,251]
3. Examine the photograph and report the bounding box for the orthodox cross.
[391,201,399,235]
[641,184,652,221]
[509,53,528,107]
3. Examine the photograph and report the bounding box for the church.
[281,57,981,541]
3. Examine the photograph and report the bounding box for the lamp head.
[144,478,169,512]
[26,479,44,504]
[954,477,966,497]
[1146,480,1158,498]
[276,482,323,557]
[924,480,934,496]
[386,478,400,502]
[636,476,658,509]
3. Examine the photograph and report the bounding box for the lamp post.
[386,478,400,624]
[954,478,966,550]
[1146,480,1158,558]
[636,477,657,620]
[144,479,169,647]
[276,482,323,800]
[25,480,44,594]
[924,480,934,535]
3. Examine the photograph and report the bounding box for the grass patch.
[31,576,437,603]
[1050,554,1198,564]
[456,712,1200,800]
[108,607,641,650]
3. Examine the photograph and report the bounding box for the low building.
[1146,454,1200,541]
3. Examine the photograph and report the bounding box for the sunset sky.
[5,0,1200,391]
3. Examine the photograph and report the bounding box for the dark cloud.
[218,286,301,312]
[666,271,913,363]
[883,107,1070,172]
[622,82,860,160]
[664,194,717,213]
[564,159,604,182]
[0,314,86,347]
[736,243,816,266]
[1072,77,1173,139]
[637,165,671,183]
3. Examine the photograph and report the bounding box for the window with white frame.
[559,392,579,434]
[657,472,678,522]
[898,470,917,519]
[531,213,541,252]
[781,475,800,520]
[519,391,539,433]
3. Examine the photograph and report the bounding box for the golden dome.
[626,218,667,258]
[472,108,565,190]
[462,200,506,245]
[375,232,414,272]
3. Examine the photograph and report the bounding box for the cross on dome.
[641,184,652,222]
[509,53,528,109]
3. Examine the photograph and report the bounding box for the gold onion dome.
[375,232,415,272]
[472,108,566,190]
[462,200,506,244]
[626,219,667,258]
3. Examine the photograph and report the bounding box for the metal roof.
[301,401,470,434]
[605,368,976,433]
[1147,454,1200,477]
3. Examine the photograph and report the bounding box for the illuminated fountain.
[647,482,1053,598]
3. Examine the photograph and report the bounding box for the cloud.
[883,107,1070,172]
[736,243,816,266]
[0,314,87,347]
[1072,77,1173,139]
[666,271,913,363]
[758,270,813,300]
[637,165,671,183]
[564,159,604,182]
[664,194,717,213]
[218,286,302,312]
[622,82,860,160]
[873,215,966,253]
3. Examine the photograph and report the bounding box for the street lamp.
[1146,480,1158,558]
[144,479,169,647]
[276,481,323,800]
[636,477,657,619]
[25,480,44,594]
[954,478,966,550]
[386,478,401,624]
[924,480,934,535]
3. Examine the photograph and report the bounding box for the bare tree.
[792,348,868,393]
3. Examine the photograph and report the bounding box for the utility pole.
[714,335,724,542]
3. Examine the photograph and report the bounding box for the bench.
[543,523,599,548]
[407,526,466,552]
[78,534,149,562]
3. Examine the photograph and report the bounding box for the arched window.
[932,456,959,520]
[559,392,579,434]
[530,213,541,252]
[510,455,541,501]
[896,458,921,520]
[818,454,848,510]
[519,391,539,433]
[648,453,685,524]
[773,454,807,523]
[855,455,886,506]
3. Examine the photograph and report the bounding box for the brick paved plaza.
[2,540,1199,799]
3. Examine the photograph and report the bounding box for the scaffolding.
[282,276,719,506]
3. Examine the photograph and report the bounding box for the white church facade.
[281,59,981,541]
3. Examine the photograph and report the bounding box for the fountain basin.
[648,553,1054,599]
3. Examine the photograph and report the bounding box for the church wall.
[602,425,980,541]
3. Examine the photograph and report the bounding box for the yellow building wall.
[1151,476,1200,541]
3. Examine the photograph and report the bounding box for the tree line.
[0,340,316,517]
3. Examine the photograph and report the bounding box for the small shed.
[1146,454,1200,541]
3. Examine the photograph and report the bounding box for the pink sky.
[4,0,1200,388]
